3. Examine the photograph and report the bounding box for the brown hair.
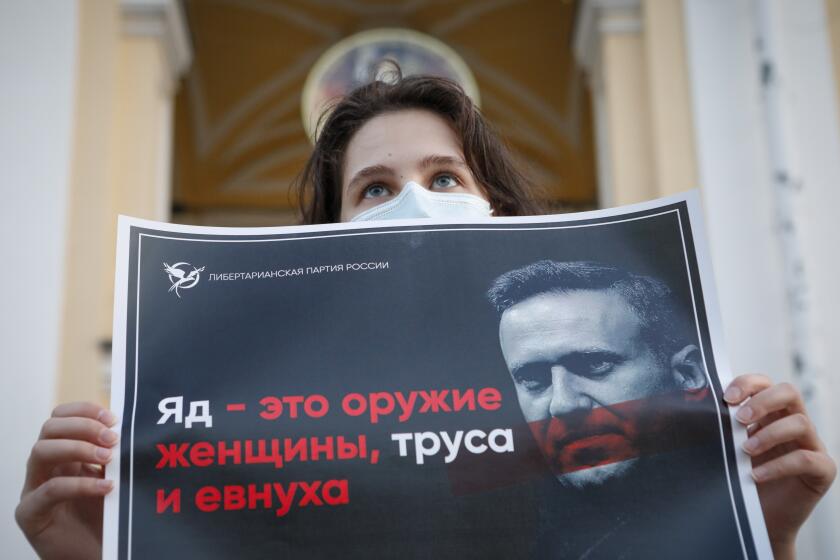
[295,71,545,224]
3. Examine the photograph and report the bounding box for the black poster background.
[110,201,761,559]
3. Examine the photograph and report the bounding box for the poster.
[104,191,771,559]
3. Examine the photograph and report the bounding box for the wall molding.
[121,0,192,85]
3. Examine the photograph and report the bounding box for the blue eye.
[432,174,459,189]
[362,184,391,199]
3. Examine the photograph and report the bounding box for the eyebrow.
[419,154,469,170]
[345,154,470,194]
[508,349,622,378]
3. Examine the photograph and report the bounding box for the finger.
[51,462,83,478]
[15,476,113,535]
[25,439,113,491]
[742,412,822,456]
[734,382,805,426]
[752,449,837,494]
[40,416,120,447]
[723,374,772,405]
[747,410,786,436]
[52,462,105,479]
[51,402,118,426]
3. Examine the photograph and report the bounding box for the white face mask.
[349,181,493,222]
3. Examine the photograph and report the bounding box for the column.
[575,0,700,205]
[57,0,120,407]
[642,0,699,195]
[683,0,840,556]
[0,3,79,556]
[57,0,191,405]
[575,0,657,207]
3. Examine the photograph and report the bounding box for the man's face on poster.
[498,288,686,490]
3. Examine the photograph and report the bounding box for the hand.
[16,402,119,560]
[724,375,836,560]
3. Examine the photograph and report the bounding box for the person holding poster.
[16,72,835,559]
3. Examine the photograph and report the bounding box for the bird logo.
[163,262,205,298]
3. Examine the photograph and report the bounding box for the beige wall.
[58,0,188,405]
[58,0,119,404]
[602,30,657,205]
[576,0,698,207]
[642,0,698,195]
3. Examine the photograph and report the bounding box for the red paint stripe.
[447,387,715,495]
[530,386,712,476]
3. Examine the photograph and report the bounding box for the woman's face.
[339,109,487,221]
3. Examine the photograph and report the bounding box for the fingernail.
[736,406,754,423]
[97,479,114,491]
[723,386,742,403]
[100,429,119,445]
[98,410,117,426]
[742,437,760,454]
[95,447,112,462]
[752,466,768,481]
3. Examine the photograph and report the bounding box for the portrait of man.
[486,260,745,558]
